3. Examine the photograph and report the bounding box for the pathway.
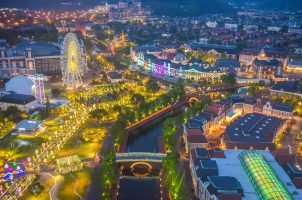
[70,173,84,200]
[48,173,64,200]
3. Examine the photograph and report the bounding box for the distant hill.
[0,0,99,9]
[231,0,302,11]
[142,0,234,17]
[0,0,234,16]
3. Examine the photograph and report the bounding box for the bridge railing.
[116,152,167,162]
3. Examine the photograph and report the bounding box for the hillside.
[0,0,234,16]
[231,0,302,11]
[143,0,234,17]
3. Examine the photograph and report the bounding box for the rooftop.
[271,81,302,94]
[215,59,240,68]
[0,94,36,105]
[253,58,282,66]
[225,113,284,143]
[272,103,294,112]
[207,176,243,193]
[107,71,123,79]
[187,133,208,144]
[238,150,293,200]
[14,120,43,131]
[212,150,302,200]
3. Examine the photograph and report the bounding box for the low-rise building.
[215,59,240,74]
[239,48,288,67]
[286,60,302,73]
[107,71,124,83]
[252,59,283,79]
[270,81,302,98]
[192,149,301,200]
[0,93,37,111]
[12,119,44,135]
[223,113,284,150]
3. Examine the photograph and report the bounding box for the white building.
[224,23,238,30]
[206,21,218,28]
[267,26,282,32]
[5,75,35,96]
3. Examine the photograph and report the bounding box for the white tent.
[5,75,35,96]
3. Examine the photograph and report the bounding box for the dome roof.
[5,75,35,95]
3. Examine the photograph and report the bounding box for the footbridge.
[116,152,167,163]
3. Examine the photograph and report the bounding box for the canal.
[117,123,164,200]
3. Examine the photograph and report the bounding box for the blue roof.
[253,58,281,67]
[15,120,43,131]
[215,59,240,68]
[271,81,302,93]
[272,103,294,112]
[190,43,241,55]
[225,113,284,143]
[195,148,210,159]
[14,40,60,57]
[207,176,243,191]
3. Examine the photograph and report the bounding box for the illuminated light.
[239,151,293,200]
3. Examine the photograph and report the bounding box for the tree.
[51,88,61,98]
[248,86,259,96]
[131,93,145,108]
[90,109,108,120]
[173,78,185,97]
[220,74,237,86]
[146,79,160,93]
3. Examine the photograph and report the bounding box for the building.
[190,44,241,60]
[232,96,294,119]
[107,71,124,83]
[0,93,37,111]
[185,130,208,155]
[288,28,302,35]
[251,59,283,79]
[215,59,240,74]
[0,38,87,78]
[270,81,302,98]
[239,48,288,67]
[224,23,238,30]
[131,50,224,81]
[5,75,35,95]
[12,119,44,135]
[286,60,302,73]
[223,113,284,150]
[267,26,282,32]
[206,21,218,28]
[193,149,301,200]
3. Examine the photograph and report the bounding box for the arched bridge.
[116,152,167,163]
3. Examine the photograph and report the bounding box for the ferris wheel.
[61,33,83,89]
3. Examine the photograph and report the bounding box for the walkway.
[126,98,187,133]
[116,152,167,163]
[48,173,64,200]
[70,173,84,200]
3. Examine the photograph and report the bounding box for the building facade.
[0,38,87,78]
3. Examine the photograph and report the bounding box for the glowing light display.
[238,151,293,200]
[61,33,84,89]
[132,52,223,79]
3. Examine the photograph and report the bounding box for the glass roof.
[238,150,293,200]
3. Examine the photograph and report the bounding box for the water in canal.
[126,124,162,153]
[117,123,163,200]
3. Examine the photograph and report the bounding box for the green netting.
[238,150,293,200]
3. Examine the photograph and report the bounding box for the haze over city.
[0,1,301,200]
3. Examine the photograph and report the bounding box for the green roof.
[238,150,293,200]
